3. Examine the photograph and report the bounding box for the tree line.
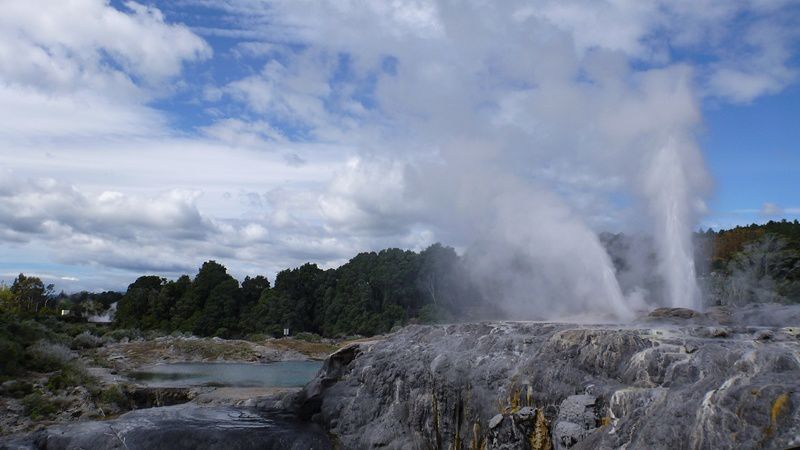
[113,243,475,338]
[0,274,120,319]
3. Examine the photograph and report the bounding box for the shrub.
[46,364,92,391]
[0,380,34,398]
[26,342,74,372]
[0,339,24,378]
[213,327,231,339]
[144,329,166,340]
[21,392,59,420]
[99,385,128,409]
[104,328,142,343]
[294,332,322,343]
[71,331,103,350]
[15,319,53,344]
[245,333,268,342]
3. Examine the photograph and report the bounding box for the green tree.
[195,278,241,336]
[241,275,270,313]
[10,274,54,314]
[173,261,233,332]
[115,276,164,329]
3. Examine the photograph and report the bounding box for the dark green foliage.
[0,380,34,398]
[114,276,164,330]
[21,392,60,420]
[46,364,92,391]
[194,278,240,336]
[111,243,470,338]
[241,275,270,308]
[99,385,128,409]
[0,313,84,378]
[0,336,23,377]
[8,274,55,314]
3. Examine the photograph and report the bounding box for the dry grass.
[266,339,339,357]
[98,338,261,365]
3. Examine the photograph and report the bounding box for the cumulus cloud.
[0,0,210,142]
[0,171,359,280]
[319,156,426,234]
[0,0,210,90]
[0,173,209,242]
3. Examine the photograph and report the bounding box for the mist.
[389,53,711,322]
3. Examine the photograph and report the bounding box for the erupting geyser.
[644,137,705,311]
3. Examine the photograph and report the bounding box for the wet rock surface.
[297,304,800,449]
[0,405,332,450]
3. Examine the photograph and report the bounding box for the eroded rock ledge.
[297,306,800,449]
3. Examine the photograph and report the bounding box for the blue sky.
[0,0,799,292]
[702,84,800,228]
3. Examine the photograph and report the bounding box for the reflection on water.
[129,361,322,388]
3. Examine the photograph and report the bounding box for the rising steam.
[318,2,713,321]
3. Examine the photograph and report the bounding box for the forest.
[110,243,473,338]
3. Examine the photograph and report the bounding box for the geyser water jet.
[643,137,702,310]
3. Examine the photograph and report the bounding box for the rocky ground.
[3,304,799,449]
[0,335,337,437]
[296,303,800,449]
[92,335,337,367]
[0,404,332,450]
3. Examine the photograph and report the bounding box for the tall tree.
[10,274,54,313]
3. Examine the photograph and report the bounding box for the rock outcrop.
[297,305,800,449]
[0,405,331,450]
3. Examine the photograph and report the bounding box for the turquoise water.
[129,361,322,388]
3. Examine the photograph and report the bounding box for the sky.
[0,0,799,292]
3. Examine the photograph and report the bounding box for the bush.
[144,329,166,340]
[0,339,24,378]
[26,342,74,372]
[15,319,53,344]
[63,322,98,338]
[418,304,451,324]
[46,364,92,391]
[245,333,268,342]
[99,385,128,409]
[213,327,231,339]
[294,332,322,343]
[0,380,34,398]
[71,331,103,350]
[103,328,142,343]
[21,392,59,420]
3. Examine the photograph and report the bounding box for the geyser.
[463,188,638,322]
[644,137,702,310]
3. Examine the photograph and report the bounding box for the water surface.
[129,361,321,388]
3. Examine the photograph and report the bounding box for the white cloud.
[760,202,784,216]
[201,118,287,147]
[0,0,210,91]
[0,0,210,142]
